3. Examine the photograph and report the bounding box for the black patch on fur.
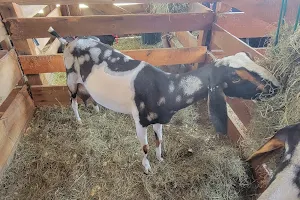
[70,39,145,82]
[134,65,209,127]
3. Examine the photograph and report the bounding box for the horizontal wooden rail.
[221,0,299,24]
[5,13,214,40]
[0,49,22,106]
[174,31,198,47]
[0,0,217,5]
[211,23,264,60]
[216,13,276,38]
[19,46,207,74]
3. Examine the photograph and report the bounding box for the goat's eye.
[232,76,241,83]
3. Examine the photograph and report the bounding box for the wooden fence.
[0,0,298,194]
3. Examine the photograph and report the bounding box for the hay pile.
[0,100,256,200]
[242,25,300,158]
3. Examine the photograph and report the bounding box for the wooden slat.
[36,7,62,51]
[216,13,276,38]
[174,31,197,47]
[0,85,35,175]
[31,85,77,106]
[0,0,216,5]
[255,48,267,55]
[0,21,8,43]
[211,23,264,60]
[221,0,299,24]
[5,13,214,40]
[0,49,22,106]
[188,2,213,13]
[19,46,207,74]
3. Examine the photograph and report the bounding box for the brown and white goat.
[48,27,280,174]
[247,123,300,200]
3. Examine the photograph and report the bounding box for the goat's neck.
[164,65,212,112]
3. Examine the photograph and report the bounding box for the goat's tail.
[48,26,68,45]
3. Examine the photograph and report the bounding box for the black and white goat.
[247,123,300,200]
[48,27,280,174]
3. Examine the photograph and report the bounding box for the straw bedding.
[0,100,257,200]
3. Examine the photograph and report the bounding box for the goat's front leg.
[153,123,164,162]
[71,97,82,124]
[135,121,151,174]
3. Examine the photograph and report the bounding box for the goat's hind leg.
[153,124,164,162]
[67,76,82,124]
[134,120,151,174]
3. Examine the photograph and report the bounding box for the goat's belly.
[83,67,136,114]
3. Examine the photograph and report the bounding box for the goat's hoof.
[93,105,100,113]
[77,119,83,125]
[144,167,151,175]
[157,157,164,162]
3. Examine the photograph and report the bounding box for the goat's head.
[246,123,300,200]
[213,52,280,100]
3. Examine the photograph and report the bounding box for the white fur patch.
[84,61,144,115]
[215,52,280,86]
[139,102,145,110]
[89,47,101,63]
[169,81,175,93]
[103,49,112,59]
[78,55,85,65]
[186,98,194,104]
[147,112,158,121]
[110,57,118,63]
[157,97,166,106]
[85,54,90,62]
[176,95,182,102]
[179,76,202,96]
[64,50,74,69]
[74,58,80,72]
[76,39,98,50]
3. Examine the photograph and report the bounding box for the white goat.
[48,27,280,174]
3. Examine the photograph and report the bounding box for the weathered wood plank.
[0,85,35,175]
[0,49,22,106]
[31,85,76,106]
[5,13,214,40]
[174,31,197,47]
[0,0,216,5]
[221,0,299,24]
[36,7,62,52]
[118,4,148,14]
[216,13,276,38]
[211,23,264,60]
[19,46,207,74]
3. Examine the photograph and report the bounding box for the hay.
[0,100,256,200]
[242,25,300,160]
[149,3,189,14]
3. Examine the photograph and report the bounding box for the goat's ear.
[246,136,285,162]
[207,85,228,135]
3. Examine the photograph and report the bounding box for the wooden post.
[0,3,46,85]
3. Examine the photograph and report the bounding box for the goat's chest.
[83,64,140,114]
